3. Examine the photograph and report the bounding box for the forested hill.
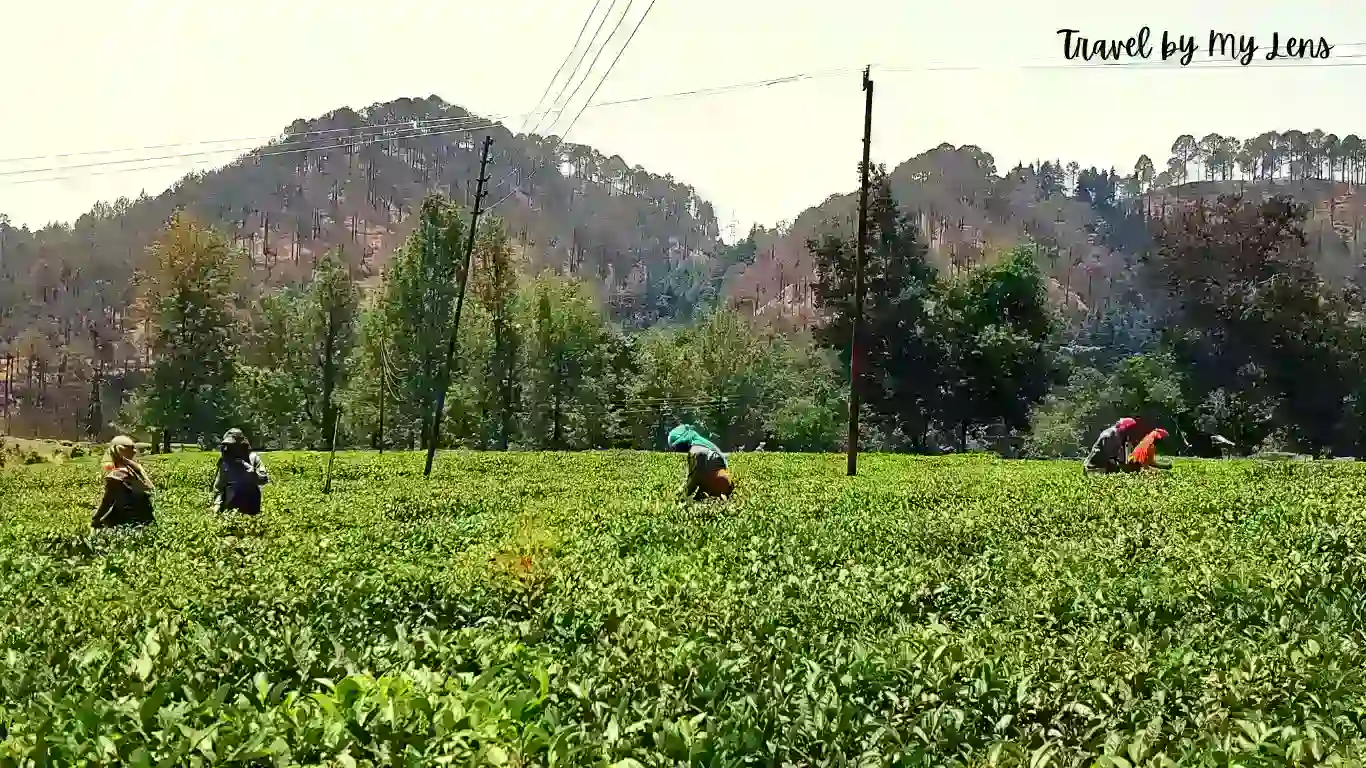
[727,132,1366,330]
[0,94,724,358]
[7,112,1366,445]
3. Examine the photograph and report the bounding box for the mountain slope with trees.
[728,130,1366,331]
[0,95,731,437]
[5,114,1366,451]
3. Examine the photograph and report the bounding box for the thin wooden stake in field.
[324,407,342,494]
[378,340,387,455]
[848,65,873,477]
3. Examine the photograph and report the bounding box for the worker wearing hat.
[212,428,270,515]
[1084,417,1141,473]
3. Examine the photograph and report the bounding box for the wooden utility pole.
[848,66,873,477]
[425,135,493,477]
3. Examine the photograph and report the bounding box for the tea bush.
[3,452,1366,765]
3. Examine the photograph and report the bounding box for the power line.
[8,54,1364,188]
[519,0,608,135]
[8,47,1358,170]
[541,0,635,138]
[560,0,658,143]
[6,68,851,188]
[0,111,508,167]
[0,116,508,180]
[877,53,1366,73]
[488,0,657,212]
[528,0,624,138]
[5,2,634,184]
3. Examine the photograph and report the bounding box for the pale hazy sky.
[2,1,1363,236]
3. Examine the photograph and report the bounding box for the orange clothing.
[700,467,733,497]
[1129,430,1163,466]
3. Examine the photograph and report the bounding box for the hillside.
[6,117,1366,441]
[727,135,1366,331]
[0,95,723,367]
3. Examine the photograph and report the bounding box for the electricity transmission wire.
[0,117,505,179]
[492,0,625,208]
[558,0,659,146]
[537,0,635,138]
[485,0,638,202]
[487,0,658,211]
[0,113,502,168]
[878,51,1366,73]
[2,71,840,186]
[526,0,626,138]
[6,38,1366,170]
[6,50,1366,188]
[518,0,608,135]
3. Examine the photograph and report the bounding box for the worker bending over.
[668,424,734,500]
[1084,417,1140,473]
[1128,428,1172,470]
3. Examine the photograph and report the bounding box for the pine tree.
[811,163,940,448]
[137,213,243,447]
[381,195,466,449]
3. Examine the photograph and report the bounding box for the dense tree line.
[1031,193,1366,457]
[0,96,724,441]
[21,177,1364,459]
[7,123,1366,455]
[107,201,834,452]
[102,176,1069,456]
[1152,130,1366,188]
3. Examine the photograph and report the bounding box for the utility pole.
[425,135,493,477]
[847,66,873,477]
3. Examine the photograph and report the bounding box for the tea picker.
[1128,428,1172,470]
[1083,417,1140,474]
[667,423,734,501]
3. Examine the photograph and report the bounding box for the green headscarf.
[667,424,723,456]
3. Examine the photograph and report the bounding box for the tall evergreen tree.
[304,250,361,449]
[934,245,1056,450]
[136,213,243,448]
[811,163,940,448]
[381,196,466,449]
[471,220,521,449]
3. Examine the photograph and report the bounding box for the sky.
[2,0,1364,239]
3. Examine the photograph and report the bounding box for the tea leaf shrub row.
[3,452,1366,765]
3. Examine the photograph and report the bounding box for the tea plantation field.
[4,452,1366,766]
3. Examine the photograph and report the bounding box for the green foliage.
[231,250,360,449]
[136,213,244,447]
[812,163,941,447]
[226,365,303,449]
[471,220,522,450]
[765,390,844,452]
[810,173,1056,452]
[1027,353,1188,457]
[7,452,1366,763]
[524,271,614,450]
[305,250,361,449]
[936,246,1056,450]
[1148,194,1361,455]
[381,196,468,449]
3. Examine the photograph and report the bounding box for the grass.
[2,451,1366,765]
